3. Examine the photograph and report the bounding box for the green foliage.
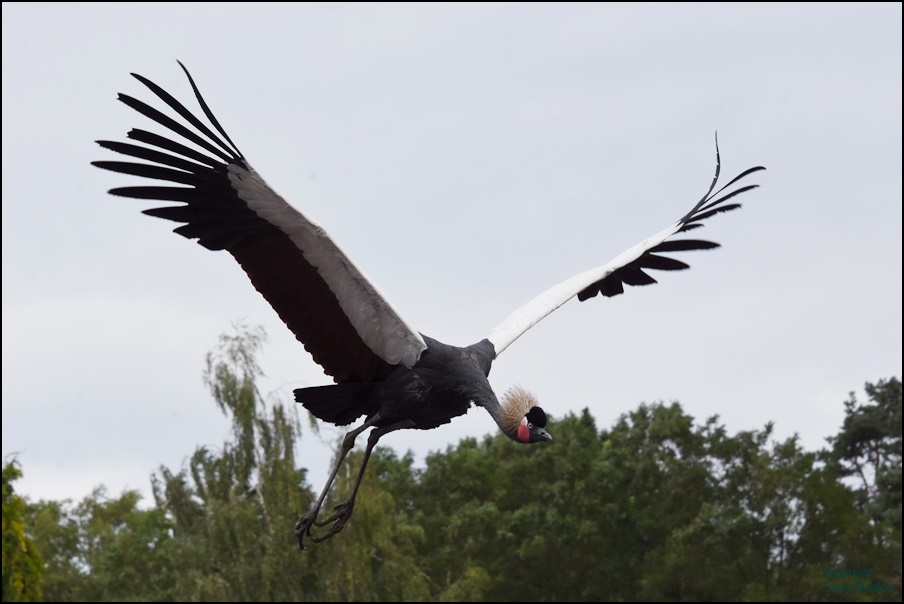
[149,322,317,601]
[826,377,903,597]
[10,330,902,601]
[413,399,902,602]
[26,488,176,602]
[314,448,430,602]
[2,459,44,602]
[24,499,76,602]
[830,378,902,531]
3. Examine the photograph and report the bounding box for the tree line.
[3,325,901,601]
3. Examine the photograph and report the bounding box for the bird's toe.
[311,499,355,542]
[294,509,320,550]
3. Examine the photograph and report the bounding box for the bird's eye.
[528,422,533,429]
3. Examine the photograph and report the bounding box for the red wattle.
[517,419,530,442]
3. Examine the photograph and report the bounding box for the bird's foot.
[311,499,355,543]
[294,507,320,550]
[294,500,355,548]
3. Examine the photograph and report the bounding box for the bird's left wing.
[94,63,427,383]
[487,141,765,358]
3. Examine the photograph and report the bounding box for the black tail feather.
[295,383,378,426]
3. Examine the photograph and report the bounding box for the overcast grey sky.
[3,3,901,504]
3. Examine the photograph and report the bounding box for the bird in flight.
[94,62,765,549]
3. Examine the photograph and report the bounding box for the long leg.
[309,419,416,544]
[295,412,382,549]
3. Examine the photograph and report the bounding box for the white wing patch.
[228,163,427,367]
[486,222,681,357]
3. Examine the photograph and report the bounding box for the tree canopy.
[4,326,901,601]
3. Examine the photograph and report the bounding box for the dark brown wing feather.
[94,65,395,383]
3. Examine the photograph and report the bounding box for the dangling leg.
[310,419,416,544]
[295,412,382,549]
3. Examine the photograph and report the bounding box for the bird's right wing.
[93,63,427,383]
[486,141,765,358]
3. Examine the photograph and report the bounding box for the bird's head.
[499,386,553,444]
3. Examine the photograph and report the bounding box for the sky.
[3,3,902,505]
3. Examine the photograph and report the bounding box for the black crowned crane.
[94,63,764,549]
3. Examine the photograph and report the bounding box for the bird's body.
[298,337,495,432]
[95,63,763,548]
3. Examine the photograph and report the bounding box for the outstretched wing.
[93,62,427,383]
[486,139,765,357]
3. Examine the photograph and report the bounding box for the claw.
[293,418,413,550]
[311,499,355,543]
[294,508,320,550]
[295,500,355,548]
